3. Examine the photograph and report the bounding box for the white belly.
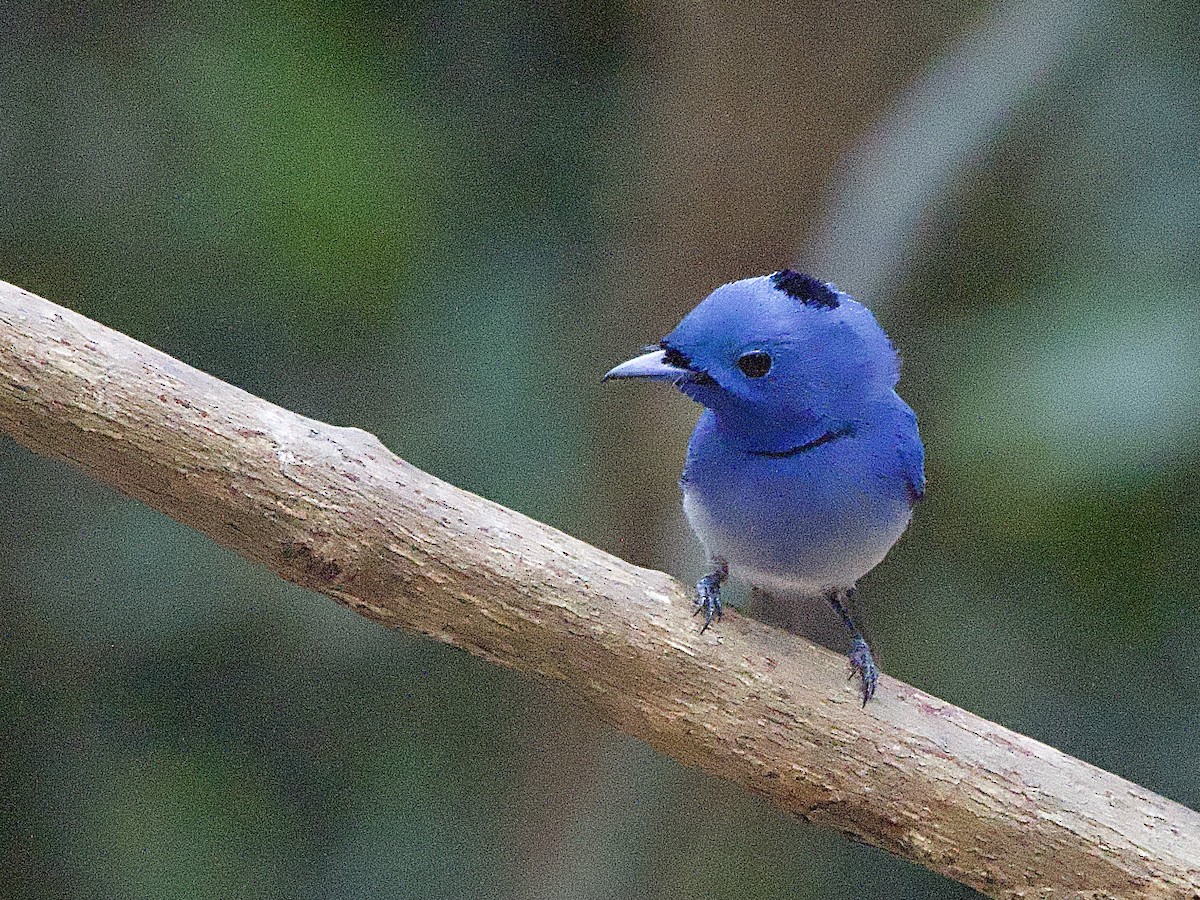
[682,486,910,596]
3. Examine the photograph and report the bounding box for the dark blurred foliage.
[2,1,1198,898]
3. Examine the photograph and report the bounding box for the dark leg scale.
[847,636,879,706]
[694,559,728,633]
[828,588,879,707]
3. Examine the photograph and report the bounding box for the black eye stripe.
[737,350,772,378]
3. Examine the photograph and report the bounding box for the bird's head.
[605,270,899,437]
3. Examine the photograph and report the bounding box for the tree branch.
[1,280,1197,899]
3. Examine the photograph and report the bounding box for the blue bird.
[605,270,924,705]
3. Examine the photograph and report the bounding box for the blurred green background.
[2,1,1198,897]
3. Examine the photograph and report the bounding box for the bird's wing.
[896,405,926,504]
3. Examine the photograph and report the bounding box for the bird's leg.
[827,587,879,706]
[694,558,727,633]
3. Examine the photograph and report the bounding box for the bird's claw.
[694,574,723,633]
[847,637,878,706]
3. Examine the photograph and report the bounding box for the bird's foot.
[847,637,879,707]
[693,572,724,633]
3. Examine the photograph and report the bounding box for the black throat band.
[749,425,855,459]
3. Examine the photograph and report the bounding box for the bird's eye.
[736,350,772,378]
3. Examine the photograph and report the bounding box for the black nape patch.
[770,270,840,309]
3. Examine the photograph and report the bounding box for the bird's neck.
[707,395,892,455]
[704,406,827,455]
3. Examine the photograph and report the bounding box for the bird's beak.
[603,348,686,381]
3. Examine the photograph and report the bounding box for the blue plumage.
[605,271,924,705]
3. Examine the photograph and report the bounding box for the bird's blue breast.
[680,395,922,595]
